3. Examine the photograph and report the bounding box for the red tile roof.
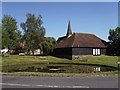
[56,33,107,48]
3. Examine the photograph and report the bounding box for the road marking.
[1,83,89,88]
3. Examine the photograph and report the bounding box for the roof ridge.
[75,32,94,35]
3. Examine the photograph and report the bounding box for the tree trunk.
[32,50,34,56]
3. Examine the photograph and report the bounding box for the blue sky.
[2,2,118,41]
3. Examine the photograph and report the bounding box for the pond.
[20,64,117,73]
[2,63,117,73]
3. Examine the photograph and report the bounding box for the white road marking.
[0,83,89,88]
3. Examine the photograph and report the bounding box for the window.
[97,49,100,55]
[93,49,100,55]
[93,49,96,55]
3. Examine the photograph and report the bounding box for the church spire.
[66,20,72,37]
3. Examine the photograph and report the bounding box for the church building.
[53,21,107,59]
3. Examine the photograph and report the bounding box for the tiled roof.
[56,33,107,48]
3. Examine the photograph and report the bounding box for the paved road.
[1,75,118,88]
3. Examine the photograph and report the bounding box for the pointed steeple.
[66,20,72,37]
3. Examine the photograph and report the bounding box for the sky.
[2,2,118,41]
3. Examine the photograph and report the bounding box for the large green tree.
[39,37,56,55]
[108,27,120,56]
[2,15,21,50]
[20,13,45,55]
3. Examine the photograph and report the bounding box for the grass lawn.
[79,56,119,68]
[1,71,118,77]
[1,55,119,67]
[49,56,119,68]
[0,55,119,76]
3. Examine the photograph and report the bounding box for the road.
[1,75,118,88]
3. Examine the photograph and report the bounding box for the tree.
[108,27,120,56]
[2,15,21,50]
[20,13,45,55]
[39,37,56,55]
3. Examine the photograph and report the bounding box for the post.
[117,62,120,72]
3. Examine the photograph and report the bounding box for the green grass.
[1,71,118,77]
[77,56,119,68]
[1,55,118,64]
[47,55,118,68]
[1,55,48,72]
[1,55,119,67]
[2,55,48,65]
[46,56,119,68]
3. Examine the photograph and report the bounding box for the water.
[3,63,117,73]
